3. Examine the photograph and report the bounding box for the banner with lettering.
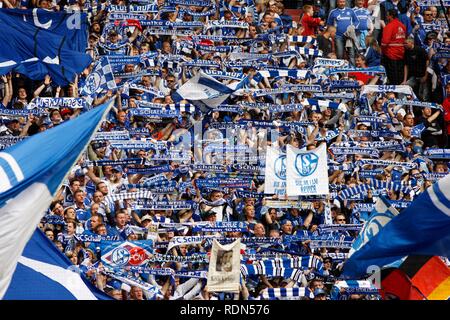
[286,144,329,196]
[100,240,154,269]
[264,146,286,195]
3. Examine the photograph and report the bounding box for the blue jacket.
[365,47,381,67]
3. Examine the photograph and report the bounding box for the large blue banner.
[0,9,91,85]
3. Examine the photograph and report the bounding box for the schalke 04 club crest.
[274,155,286,180]
[294,152,319,177]
[84,71,101,95]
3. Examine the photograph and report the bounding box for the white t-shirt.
[105,177,127,194]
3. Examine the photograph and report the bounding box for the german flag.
[381,256,450,300]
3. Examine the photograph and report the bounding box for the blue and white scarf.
[148,253,209,263]
[356,159,417,169]
[133,200,193,210]
[89,158,146,167]
[329,147,380,158]
[106,190,154,202]
[93,131,130,141]
[423,148,450,159]
[389,99,443,111]
[241,265,304,282]
[259,287,314,300]
[110,140,168,150]
[325,66,386,76]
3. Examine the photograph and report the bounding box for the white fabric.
[18,256,98,300]
[0,183,53,298]
[207,239,241,293]
[264,146,286,195]
[286,144,329,196]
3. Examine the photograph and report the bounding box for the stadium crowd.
[0,0,449,300]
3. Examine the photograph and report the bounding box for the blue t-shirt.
[327,8,360,37]
[353,7,371,31]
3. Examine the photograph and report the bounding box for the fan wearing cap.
[313,288,327,300]
[202,210,217,223]
[140,214,153,228]
[280,219,294,236]
[0,119,20,136]
[37,0,54,10]
[199,190,234,222]
[322,257,334,276]
[86,163,139,195]
[99,25,141,56]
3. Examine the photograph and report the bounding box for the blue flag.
[0,9,91,85]
[0,9,89,52]
[0,101,112,298]
[80,57,117,104]
[4,229,111,300]
[343,176,450,278]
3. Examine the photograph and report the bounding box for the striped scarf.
[260,287,314,300]
[105,190,153,202]
[337,182,414,200]
[241,265,304,282]
[253,256,324,271]
[89,158,146,167]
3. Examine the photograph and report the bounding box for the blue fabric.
[0,9,91,85]
[365,47,381,67]
[343,178,450,278]
[0,102,111,209]
[399,13,412,36]
[0,9,89,52]
[4,229,111,300]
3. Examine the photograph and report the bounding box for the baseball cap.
[109,30,118,36]
[203,210,217,219]
[112,165,123,173]
[314,288,326,297]
[323,256,333,264]
[4,118,19,126]
[397,108,406,118]
[141,214,152,223]
[74,168,86,177]
[60,108,72,117]
[92,141,106,150]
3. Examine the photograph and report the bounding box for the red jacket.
[443,97,450,135]
[301,14,322,36]
[381,18,406,60]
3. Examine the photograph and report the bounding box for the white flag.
[264,146,286,195]
[174,71,243,108]
[207,239,241,293]
[0,102,112,298]
[286,144,329,196]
